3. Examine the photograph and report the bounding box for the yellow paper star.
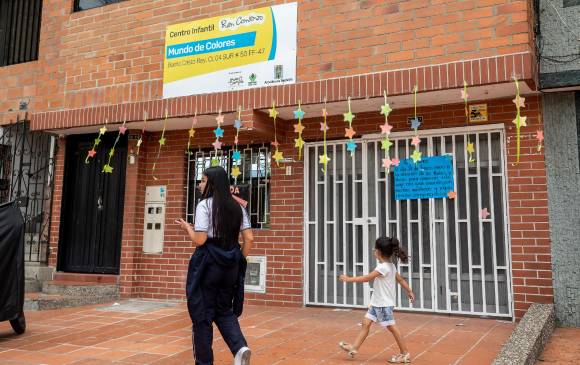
[294,138,305,149]
[159,137,166,146]
[513,116,527,127]
[102,164,113,173]
[319,154,330,165]
[411,149,422,163]
[466,142,475,154]
[136,138,142,147]
[269,106,279,119]
[231,166,241,179]
[189,129,195,138]
[99,126,107,135]
[273,150,284,163]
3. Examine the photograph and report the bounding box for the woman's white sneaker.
[234,346,251,365]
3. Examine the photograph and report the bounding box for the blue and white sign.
[394,155,454,200]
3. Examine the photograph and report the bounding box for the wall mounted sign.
[469,104,488,123]
[163,3,297,98]
[394,155,455,200]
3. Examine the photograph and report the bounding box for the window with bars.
[186,145,271,229]
[0,0,43,67]
[74,0,126,12]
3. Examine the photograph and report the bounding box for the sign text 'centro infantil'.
[163,3,297,98]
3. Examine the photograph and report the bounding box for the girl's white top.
[370,262,397,307]
[194,198,251,238]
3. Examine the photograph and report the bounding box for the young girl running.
[338,236,415,363]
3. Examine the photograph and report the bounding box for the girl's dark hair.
[202,166,242,250]
[375,236,408,263]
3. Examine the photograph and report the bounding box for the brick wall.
[2,0,533,123]
[47,95,551,316]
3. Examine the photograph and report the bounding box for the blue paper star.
[410,117,421,131]
[213,126,224,138]
[234,119,242,130]
[293,108,305,119]
[346,140,357,152]
[232,150,241,161]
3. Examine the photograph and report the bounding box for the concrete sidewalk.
[0,300,514,364]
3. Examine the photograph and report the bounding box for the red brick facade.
[3,0,551,318]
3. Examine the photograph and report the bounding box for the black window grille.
[187,145,271,230]
[0,0,43,67]
[74,0,126,12]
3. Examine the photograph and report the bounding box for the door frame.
[57,133,127,274]
[303,123,513,317]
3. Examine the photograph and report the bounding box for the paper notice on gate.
[393,155,454,200]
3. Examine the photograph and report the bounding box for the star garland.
[380,91,398,172]
[319,103,330,173]
[152,109,168,181]
[211,110,224,166]
[231,106,243,181]
[102,121,127,174]
[512,77,526,164]
[462,81,475,163]
[293,100,305,160]
[136,111,147,156]
[270,101,284,166]
[410,85,422,163]
[85,118,108,164]
[536,113,544,152]
[343,97,357,155]
[186,112,197,156]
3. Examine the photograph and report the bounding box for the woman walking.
[177,166,253,365]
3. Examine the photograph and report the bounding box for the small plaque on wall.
[469,104,488,123]
[245,256,267,293]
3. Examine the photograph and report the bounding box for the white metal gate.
[304,125,512,317]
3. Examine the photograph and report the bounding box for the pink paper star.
[212,139,222,150]
[480,208,490,219]
[460,89,468,101]
[119,125,127,134]
[512,95,525,108]
[411,136,421,147]
[271,141,280,148]
[320,122,329,132]
[192,116,198,126]
[345,128,356,139]
[294,123,305,133]
[380,123,393,135]
[234,135,239,144]
[87,149,96,158]
[391,157,400,166]
[382,158,393,169]
[216,114,224,125]
[536,130,544,142]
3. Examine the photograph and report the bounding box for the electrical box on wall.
[143,186,167,254]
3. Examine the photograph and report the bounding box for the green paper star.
[102,164,113,173]
[343,111,355,123]
[269,106,278,119]
[94,137,101,146]
[159,137,166,146]
[211,158,220,167]
[381,139,393,150]
[381,103,392,116]
[411,149,422,163]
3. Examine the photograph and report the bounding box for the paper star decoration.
[512,116,527,127]
[410,117,421,131]
[346,140,357,152]
[411,149,422,163]
[231,166,241,179]
[212,139,222,150]
[381,139,393,150]
[381,103,392,117]
[215,113,224,125]
[345,127,356,139]
[119,125,127,134]
[380,123,393,135]
[391,157,400,166]
[343,110,355,123]
[512,95,525,109]
[152,110,169,178]
[232,150,241,161]
[102,164,113,173]
[320,122,329,132]
[536,130,544,151]
[460,88,468,101]
[295,138,305,149]
[159,136,166,146]
[382,158,393,169]
[293,107,305,119]
[271,141,280,148]
[448,191,457,199]
[234,119,242,130]
[480,207,490,219]
[294,123,305,133]
[94,137,101,146]
[411,136,421,147]
[214,126,224,138]
[88,149,96,158]
[234,135,239,144]
[319,154,330,167]
[99,126,107,135]
[466,141,475,162]
[273,150,284,163]
[269,105,279,119]
[136,138,142,147]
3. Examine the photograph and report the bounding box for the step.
[52,272,119,284]
[25,278,42,293]
[24,292,118,311]
[42,280,119,297]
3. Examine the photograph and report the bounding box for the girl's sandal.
[388,353,411,363]
[338,341,358,358]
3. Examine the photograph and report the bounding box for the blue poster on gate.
[393,155,454,200]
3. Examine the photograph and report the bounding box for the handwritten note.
[394,155,454,200]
